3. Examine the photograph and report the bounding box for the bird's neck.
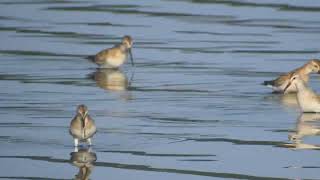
[119,44,128,52]
[295,81,308,92]
[300,64,313,75]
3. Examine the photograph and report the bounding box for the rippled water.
[1,0,320,179]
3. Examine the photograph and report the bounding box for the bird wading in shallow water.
[263,59,320,93]
[284,74,320,113]
[70,105,97,147]
[87,35,134,69]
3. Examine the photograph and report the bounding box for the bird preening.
[69,104,97,147]
[262,59,320,113]
[263,59,320,94]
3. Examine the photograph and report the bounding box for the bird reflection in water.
[284,113,320,149]
[91,69,134,100]
[93,69,129,91]
[278,93,299,109]
[70,147,97,180]
[264,93,299,109]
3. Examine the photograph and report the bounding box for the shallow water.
[1,0,320,179]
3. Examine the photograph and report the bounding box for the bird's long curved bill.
[129,48,134,66]
[81,118,86,128]
[81,114,88,128]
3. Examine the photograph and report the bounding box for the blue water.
[1,0,320,179]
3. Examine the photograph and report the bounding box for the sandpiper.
[284,74,320,113]
[87,35,134,69]
[70,105,97,146]
[263,59,320,93]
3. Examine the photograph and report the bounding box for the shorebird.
[87,35,134,69]
[70,105,97,146]
[284,74,320,113]
[263,59,320,93]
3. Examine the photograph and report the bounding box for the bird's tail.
[86,72,95,80]
[85,55,95,62]
[262,80,274,87]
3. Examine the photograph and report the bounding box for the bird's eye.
[315,65,319,68]
[293,77,296,80]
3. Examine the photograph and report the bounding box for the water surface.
[1,0,320,179]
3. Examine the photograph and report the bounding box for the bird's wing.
[94,49,110,64]
[316,94,320,104]
[85,115,97,137]
[69,115,82,137]
[272,72,292,87]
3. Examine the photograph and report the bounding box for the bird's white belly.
[105,56,126,68]
[300,103,320,112]
[297,93,320,112]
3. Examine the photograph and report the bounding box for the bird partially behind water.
[263,59,320,93]
[87,35,134,69]
[70,105,97,147]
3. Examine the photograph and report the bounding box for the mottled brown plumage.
[70,105,97,146]
[89,35,134,68]
[263,59,320,93]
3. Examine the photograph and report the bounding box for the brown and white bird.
[263,59,320,93]
[87,35,134,69]
[70,105,97,146]
[284,74,320,113]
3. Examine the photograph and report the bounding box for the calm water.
[1,0,320,179]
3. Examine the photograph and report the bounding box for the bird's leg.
[74,138,79,147]
[87,138,92,146]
